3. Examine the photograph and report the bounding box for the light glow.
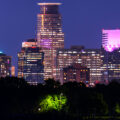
[102,29,120,52]
[0,51,3,54]
[38,3,61,6]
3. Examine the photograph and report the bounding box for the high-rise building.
[37,3,64,80]
[18,39,44,85]
[101,48,120,83]
[61,63,90,85]
[57,46,102,84]
[102,29,120,83]
[102,29,120,52]
[0,52,11,77]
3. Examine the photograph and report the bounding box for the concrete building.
[61,63,90,85]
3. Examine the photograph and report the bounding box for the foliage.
[0,77,120,117]
[39,94,67,112]
[115,103,120,114]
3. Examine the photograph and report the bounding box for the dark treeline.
[0,77,120,120]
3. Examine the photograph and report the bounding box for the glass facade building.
[18,39,44,85]
[37,3,64,80]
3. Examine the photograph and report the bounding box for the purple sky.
[0,0,120,72]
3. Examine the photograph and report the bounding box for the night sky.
[0,0,120,72]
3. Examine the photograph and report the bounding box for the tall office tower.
[57,46,102,84]
[37,3,64,80]
[102,29,120,83]
[101,47,120,83]
[102,29,120,52]
[0,52,11,77]
[18,39,44,85]
[62,63,90,85]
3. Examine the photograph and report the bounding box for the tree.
[115,103,120,114]
[0,77,29,88]
[38,94,67,112]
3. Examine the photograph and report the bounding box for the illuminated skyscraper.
[18,39,44,85]
[102,29,120,52]
[0,52,11,77]
[102,29,120,82]
[101,47,120,83]
[37,3,64,80]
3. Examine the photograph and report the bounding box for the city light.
[0,51,3,54]
[102,29,120,52]
[37,3,61,6]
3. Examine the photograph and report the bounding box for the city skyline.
[1,0,120,69]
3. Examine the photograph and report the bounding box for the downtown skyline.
[1,0,120,69]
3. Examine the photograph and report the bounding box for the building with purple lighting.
[102,29,120,83]
[102,29,120,52]
[101,48,120,83]
[37,3,64,80]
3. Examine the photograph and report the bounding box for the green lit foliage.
[39,94,67,112]
[115,103,120,114]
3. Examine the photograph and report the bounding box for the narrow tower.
[37,3,64,80]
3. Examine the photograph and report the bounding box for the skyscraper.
[102,29,120,52]
[37,3,64,80]
[102,29,120,83]
[101,47,120,83]
[18,39,44,85]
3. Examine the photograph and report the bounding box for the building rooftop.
[38,3,61,6]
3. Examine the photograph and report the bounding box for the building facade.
[62,63,90,85]
[102,29,120,52]
[0,52,11,77]
[102,29,120,83]
[57,46,102,84]
[101,48,120,83]
[18,39,44,85]
[37,3,64,80]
